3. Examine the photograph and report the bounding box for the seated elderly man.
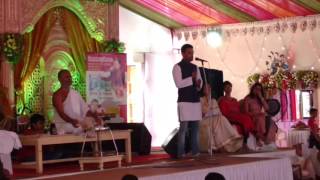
[53,70,102,134]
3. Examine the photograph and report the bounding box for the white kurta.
[172,63,202,121]
[0,130,22,174]
[54,89,89,135]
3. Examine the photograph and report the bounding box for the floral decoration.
[2,33,23,64]
[247,51,318,90]
[247,70,317,90]
[296,71,318,88]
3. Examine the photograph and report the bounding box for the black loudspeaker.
[104,123,152,155]
[162,128,191,158]
[199,68,224,100]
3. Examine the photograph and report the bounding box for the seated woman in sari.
[243,83,270,147]
[199,84,243,153]
[218,81,254,146]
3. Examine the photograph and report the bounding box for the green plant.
[102,39,125,53]
[247,73,260,86]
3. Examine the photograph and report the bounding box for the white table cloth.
[0,130,22,174]
[287,129,311,157]
[287,129,310,147]
[287,129,320,176]
[141,158,293,180]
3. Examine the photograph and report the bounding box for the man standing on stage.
[172,44,203,158]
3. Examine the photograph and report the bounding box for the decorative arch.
[22,0,104,42]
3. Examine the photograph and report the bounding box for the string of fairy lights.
[175,16,320,83]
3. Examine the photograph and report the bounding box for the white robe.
[0,130,21,174]
[172,63,202,121]
[54,89,89,135]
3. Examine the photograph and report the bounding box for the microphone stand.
[198,59,214,158]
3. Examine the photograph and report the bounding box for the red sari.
[219,96,254,135]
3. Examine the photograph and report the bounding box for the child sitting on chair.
[16,114,63,162]
[22,114,45,135]
[308,108,320,161]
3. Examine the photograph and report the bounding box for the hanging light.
[206,29,222,48]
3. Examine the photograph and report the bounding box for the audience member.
[16,114,62,162]
[122,174,138,180]
[205,172,225,180]
[23,114,45,135]
[308,108,320,161]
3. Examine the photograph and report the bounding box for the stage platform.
[230,148,296,158]
[25,153,293,180]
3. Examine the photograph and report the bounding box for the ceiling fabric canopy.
[119,0,319,29]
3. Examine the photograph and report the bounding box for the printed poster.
[86,53,127,122]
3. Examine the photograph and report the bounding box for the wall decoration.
[17,63,44,115]
[20,0,105,42]
[309,19,316,30]
[174,15,320,42]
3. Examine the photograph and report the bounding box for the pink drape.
[281,90,288,121]
[289,90,297,121]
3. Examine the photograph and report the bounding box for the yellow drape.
[60,9,101,81]
[14,9,57,90]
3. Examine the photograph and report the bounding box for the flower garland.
[247,70,318,90]
[2,33,23,64]
[101,39,125,53]
[296,71,318,88]
[247,51,318,89]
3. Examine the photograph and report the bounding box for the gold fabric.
[60,9,101,80]
[14,9,57,90]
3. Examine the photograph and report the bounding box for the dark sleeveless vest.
[177,60,200,103]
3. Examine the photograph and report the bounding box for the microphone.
[195,57,208,62]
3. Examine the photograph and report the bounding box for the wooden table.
[19,130,132,174]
